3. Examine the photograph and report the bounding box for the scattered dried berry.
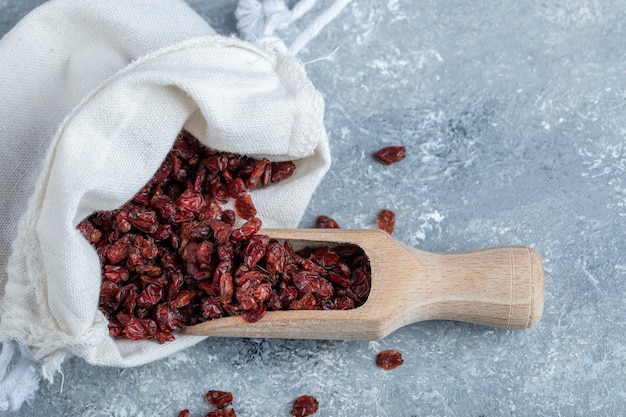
[178,410,190,417]
[206,390,233,409]
[79,130,371,343]
[314,215,340,229]
[373,145,406,165]
[206,408,236,417]
[291,394,319,417]
[376,209,396,234]
[376,349,404,370]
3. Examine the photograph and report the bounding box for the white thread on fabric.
[0,342,40,412]
[235,0,352,55]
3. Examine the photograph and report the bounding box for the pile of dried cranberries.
[78,130,371,343]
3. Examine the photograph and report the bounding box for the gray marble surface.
[2,0,626,416]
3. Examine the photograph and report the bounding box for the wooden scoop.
[182,229,544,340]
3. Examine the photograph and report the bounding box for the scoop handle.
[411,245,544,329]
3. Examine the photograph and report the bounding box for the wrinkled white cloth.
[0,0,330,384]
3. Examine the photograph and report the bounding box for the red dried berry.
[205,155,228,173]
[270,161,295,182]
[230,217,262,242]
[314,215,340,229]
[219,272,234,304]
[136,284,164,307]
[114,209,132,233]
[106,235,131,264]
[376,209,396,234]
[155,329,175,343]
[310,247,339,268]
[351,268,371,299]
[103,265,129,284]
[178,409,190,417]
[373,145,406,165]
[134,234,158,259]
[243,234,269,268]
[291,394,319,417]
[236,280,271,310]
[151,194,177,218]
[205,390,233,409]
[201,296,223,318]
[265,242,287,273]
[227,177,247,198]
[171,290,196,308]
[124,317,157,340]
[206,221,228,245]
[234,193,256,220]
[332,296,355,310]
[376,349,404,370]
[206,409,236,417]
[289,292,317,310]
[127,207,159,234]
[176,189,204,213]
[241,303,267,323]
[245,159,267,189]
[155,303,182,332]
[77,220,102,243]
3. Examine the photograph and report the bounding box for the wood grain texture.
[182,229,544,340]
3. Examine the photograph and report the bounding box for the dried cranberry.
[326,272,351,288]
[205,390,233,409]
[230,217,262,242]
[176,189,204,213]
[103,265,129,284]
[171,290,196,308]
[310,247,339,268]
[314,215,340,229]
[210,220,231,244]
[351,268,371,300]
[221,209,236,226]
[271,161,295,182]
[106,235,131,264]
[236,280,271,310]
[206,409,236,417]
[77,220,102,243]
[289,293,317,310]
[376,209,396,234]
[219,272,234,304]
[114,209,132,233]
[155,303,183,332]
[127,207,159,234]
[201,296,223,318]
[155,329,175,343]
[332,296,355,310]
[234,193,256,220]
[136,284,164,307]
[241,303,267,323]
[151,194,177,218]
[124,317,157,340]
[376,349,404,370]
[227,177,247,198]
[243,234,269,267]
[291,395,319,417]
[205,155,228,173]
[278,286,298,308]
[245,159,267,189]
[265,242,287,273]
[373,145,406,165]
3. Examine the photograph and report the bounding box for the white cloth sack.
[0,0,330,382]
